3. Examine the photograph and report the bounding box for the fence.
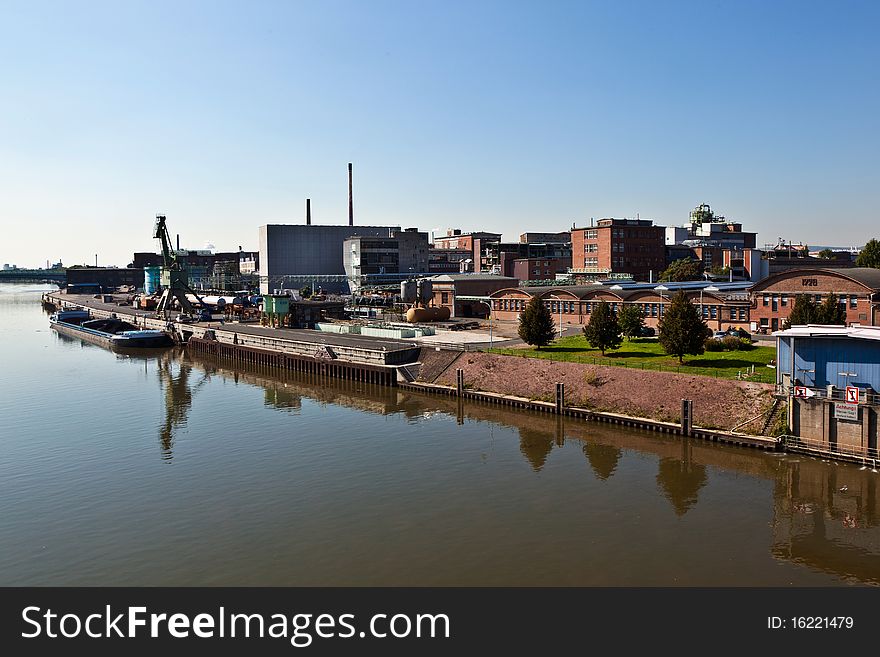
[779,434,879,464]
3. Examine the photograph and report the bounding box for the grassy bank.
[489,336,776,382]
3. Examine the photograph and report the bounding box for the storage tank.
[143,266,161,294]
[400,280,418,303]
[405,306,451,323]
[198,295,229,309]
[416,279,433,304]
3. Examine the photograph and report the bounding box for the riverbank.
[419,350,778,433]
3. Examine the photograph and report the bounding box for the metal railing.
[777,383,880,406]
[779,434,879,463]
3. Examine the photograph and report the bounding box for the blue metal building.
[776,325,880,391]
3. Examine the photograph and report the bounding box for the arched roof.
[750,267,880,293]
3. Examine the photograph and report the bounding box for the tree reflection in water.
[655,441,708,516]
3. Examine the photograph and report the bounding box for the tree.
[817,292,846,325]
[817,248,835,259]
[518,295,556,349]
[300,285,312,299]
[782,294,818,329]
[658,291,710,364]
[659,258,703,282]
[856,238,880,269]
[617,304,645,340]
[582,300,622,355]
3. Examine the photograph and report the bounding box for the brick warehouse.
[749,267,880,333]
[489,282,753,332]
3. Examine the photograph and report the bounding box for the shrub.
[704,337,725,352]
[721,335,742,351]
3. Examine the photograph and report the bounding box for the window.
[781,295,788,307]
[850,295,858,308]
[763,294,769,306]
[760,317,769,327]
[585,229,598,239]
[729,308,736,320]
[739,308,746,321]
[710,306,717,319]
[441,292,449,304]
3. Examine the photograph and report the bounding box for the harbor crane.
[153,214,206,318]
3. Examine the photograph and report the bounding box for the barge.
[50,309,174,348]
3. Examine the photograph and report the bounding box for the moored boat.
[50,310,174,348]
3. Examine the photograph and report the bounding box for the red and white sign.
[845,386,860,404]
[793,386,816,398]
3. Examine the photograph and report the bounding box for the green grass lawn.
[489,336,777,382]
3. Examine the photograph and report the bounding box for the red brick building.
[432,229,501,252]
[489,285,752,332]
[571,218,665,281]
[749,267,880,333]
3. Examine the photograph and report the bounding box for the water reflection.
[157,357,211,461]
[518,428,555,472]
[656,441,708,517]
[583,442,623,481]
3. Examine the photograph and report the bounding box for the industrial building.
[477,240,572,279]
[776,325,879,458]
[432,229,502,251]
[519,231,571,244]
[259,224,403,294]
[489,280,753,331]
[750,267,880,332]
[429,273,517,318]
[570,218,666,281]
[342,228,429,292]
[66,267,142,291]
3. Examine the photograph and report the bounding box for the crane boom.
[154,214,175,267]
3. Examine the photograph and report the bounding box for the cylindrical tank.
[400,280,418,303]
[144,266,161,294]
[405,305,451,323]
[416,279,433,304]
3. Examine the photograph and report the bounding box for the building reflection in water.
[183,351,880,585]
[772,459,880,584]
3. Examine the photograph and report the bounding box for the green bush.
[704,338,724,351]
[721,335,742,351]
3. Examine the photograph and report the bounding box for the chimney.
[176,234,180,251]
[306,198,311,226]
[348,162,353,226]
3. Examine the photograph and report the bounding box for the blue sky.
[1,0,878,267]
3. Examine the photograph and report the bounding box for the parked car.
[712,330,727,340]
[640,326,656,337]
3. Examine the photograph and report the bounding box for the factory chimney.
[348,162,353,226]
[306,198,311,226]
[176,234,180,251]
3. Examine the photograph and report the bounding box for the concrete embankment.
[417,351,777,434]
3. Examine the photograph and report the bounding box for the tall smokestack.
[306,198,311,225]
[348,162,353,226]
[176,234,180,251]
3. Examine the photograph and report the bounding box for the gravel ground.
[435,351,775,430]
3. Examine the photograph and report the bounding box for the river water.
[1,283,878,586]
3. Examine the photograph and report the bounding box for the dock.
[43,291,420,385]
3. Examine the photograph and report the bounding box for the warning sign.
[793,386,808,397]
[834,403,859,421]
[845,386,860,404]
